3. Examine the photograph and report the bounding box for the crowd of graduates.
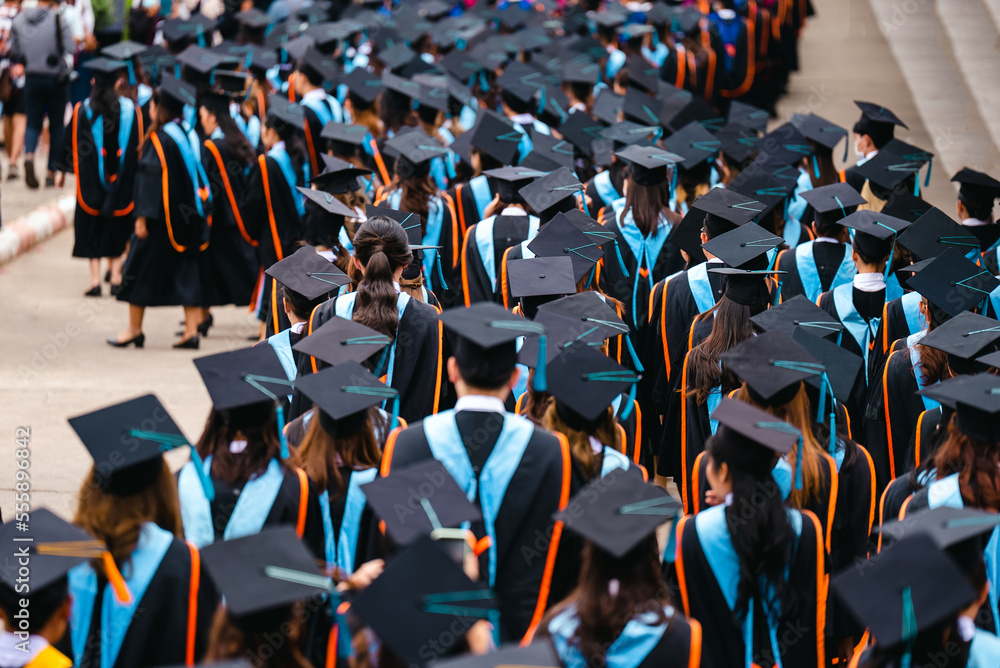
[5,1,1000,668]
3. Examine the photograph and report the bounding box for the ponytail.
[353,216,412,338]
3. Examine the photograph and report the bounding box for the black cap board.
[592,88,623,126]
[838,209,911,258]
[662,121,720,170]
[193,346,291,410]
[361,459,482,546]
[527,214,602,281]
[517,310,608,369]
[951,167,1000,203]
[536,291,630,340]
[235,8,271,30]
[853,149,926,193]
[755,122,813,166]
[917,311,1000,361]
[897,207,981,261]
[701,222,782,271]
[555,467,678,558]
[792,113,847,151]
[469,112,522,166]
[716,121,761,163]
[385,130,448,171]
[430,642,561,668]
[364,203,427,249]
[880,189,933,223]
[522,133,576,171]
[904,248,998,318]
[159,75,198,109]
[265,244,351,300]
[310,157,372,195]
[200,526,330,618]
[175,45,228,75]
[519,167,582,214]
[854,100,909,129]
[266,96,306,131]
[101,40,148,61]
[691,187,769,228]
[750,294,845,342]
[559,112,607,154]
[878,506,1000,549]
[615,144,684,187]
[294,361,396,422]
[727,100,769,134]
[918,373,1000,442]
[720,331,821,406]
[339,70,382,105]
[292,316,391,367]
[0,508,98,591]
[727,164,793,219]
[799,182,866,217]
[791,327,863,405]
[508,256,577,299]
[545,343,639,423]
[439,303,535,350]
[710,397,800,455]
[668,208,708,261]
[483,167,545,204]
[85,57,127,79]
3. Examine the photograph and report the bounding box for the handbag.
[0,68,12,104]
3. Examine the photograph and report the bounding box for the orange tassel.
[102,552,133,604]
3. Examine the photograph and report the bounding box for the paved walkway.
[0,0,984,519]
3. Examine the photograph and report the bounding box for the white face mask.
[854,137,866,159]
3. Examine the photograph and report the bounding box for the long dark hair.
[621,175,671,236]
[706,429,798,623]
[205,603,311,668]
[917,304,951,386]
[89,76,121,121]
[687,296,762,403]
[292,409,384,498]
[214,103,257,168]
[804,143,838,188]
[352,216,412,338]
[394,173,437,231]
[933,418,1000,512]
[195,402,283,486]
[268,115,308,182]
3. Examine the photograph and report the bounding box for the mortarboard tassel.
[811,154,820,180]
[534,334,547,393]
[901,586,916,668]
[794,435,804,490]
[277,404,289,459]
[129,429,215,501]
[126,60,136,87]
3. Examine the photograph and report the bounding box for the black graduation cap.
[385,131,448,170]
[527,214,602,282]
[381,70,421,99]
[300,187,358,219]
[193,346,291,411]
[235,7,271,30]
[293,311,392,366]
[439,49,489,83]
[799,182,866,223]
[562,58,600,85]
[853,149,926,193]
[294,361,397,425]
[918,311,1000,361]
[662,92,723,135]
[951,167,1000,203]
[310,157,372,194]
[362,459,482,546]
[84,57,127,81]
[470,112,522,165]
[558,112,607,154]
[307,22,354,52]
[175,45,228,76]
[158,75,198,109]
[622,59,659,94]
[298,47,339,85]
[266,96,306,130]
[617,22,655,41]
[727,100,769,134]
[0,508,100,591]
[416,83,450,113]
[875,193,927,229]
[720,331,822,405]
[545,343,640,423]
[523,133,577,171]
[838,209,912,259]
[243,43,278,74]
[265,244,351,301]
[431,642,561,668]
[351,536,497,667]
[201,527,330,618]
[727,164,794,219]
[335,70,377,105]
[365,202,426,247]
[791,327,862,405]
[692,187,770,229]
[161,16,218,46]
[882,138,934,167]
[440,303,536,350]
[519,167,582,215]
[279,35,316,63]
[516,310,600,368]
[508,256,577,299]
[915,373,977,410]
[878,506,1000,550]
[68,394,188,495]
[793,113,848,152]
[897,208,980,261]
[483,167,545,204]
[755,122,813,165]
[854,100,909,129]
[750,294,845,341]
[555,466,677,558]
[561,209,615,249]
[601,121,660,148]
[321,122,371,149]
[536,290,629,339]
[662,121,721,170]
[716,121,761,164]
[702,222,782,271]
[592,88,623,126]
[101,40,147,61]
[918,373,1000,443]
[832,534,974,654]
[615,144,683,187]
[376,42,418,72]
[213,70,248,95]
[667,208,708,262]
[709,397,801,456]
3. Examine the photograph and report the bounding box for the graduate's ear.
[353,255,365,276]
[446,356,460,385]
[956,198,968,221]
[506,365,520,391]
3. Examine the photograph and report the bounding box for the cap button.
[539,274,546,278]
[793,320,800,325]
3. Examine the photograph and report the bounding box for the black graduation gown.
[982,244,1000,275]
[74,536,219,668]
[201,138,259,307]
[775,241,852,302]
[817,287,886,416]
[382,410,570,643]
[872,295,922,370]
[583,167,626,219]
[673,508,825,668]
[66,99,140,259]
[710,10,755,102]
[293,293,444,423]
[446,177,496,245]
[967,223,1000,254]
[118,126,210,307]
[461,214,537,306]
[243,152,307,321]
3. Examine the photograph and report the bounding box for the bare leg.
[88,258,101,288]
[114,304,144,342]
[9,113,25,164]
[180,305,201,341]
[109,255,124,285]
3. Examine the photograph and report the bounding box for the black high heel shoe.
[173,334,200,350]
[84,285,101,297]
[107,333,144,348]
[197,313,214,337]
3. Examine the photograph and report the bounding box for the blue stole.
[988,283,1000,320]
[592,170,620,207]
[469,174,493,220]
[162,120,212,219]
[794,241,856,302]
[614,198,672,325]
[319,468,378,574]
[512,123,534,161]
[136,83,152,108]
[301,94,343,125]
[783,219,803,248]
[68,522,174,668]
[686,261,717,314]
[178,456,285,548]
[231,104,260,148]
[268,145,308,215]
[772,458,793,502]
[707,383,722,435]
[339,225,354,254]
[266,329,297,398]
[900,291,926,336]
[600,446,632,478]
[83,97,135,191]
[333,291,411,388]
[460,105,478,132]
[548,604,671,668]
[925,473,1000,635]
[970,628,1000,667]
[785,168,812,227]
[421,409,534,586]
[642,42,671,68]
[475,214,540,291]
[606,48,627,79]
[695,505,803,668]
[386,190,445,285]
[832,279,902,381]
[906,332,940,412]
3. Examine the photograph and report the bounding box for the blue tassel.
[828,410,837,457]
[126,60,136,87]
[913,176,920,197]
[619,381,638,421]
[812,154,820,179]
[924,158,932,187]
[614,240,630,278]
[277,405,289,459]
[435,254,449,291]
[389,395,400,432]
[794,436,803,490]
[625,334,644,373]
[532,335,547,392]
[662,510,680,564]
[188,448,215,501]
[584,265,596,289]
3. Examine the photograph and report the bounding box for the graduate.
[66,58,141,299]
[460,167,544,306]
[177,346,324,558]
[375,131,460,300]
[445,114,509,236]
[199,89,260,324]
[0,510,89,668]
[304,216,444,422]
[111,77,212,350]
[843,100,908,192]
[664,121,720,215]
[533,472,702,668]
[338,69,384,144]
[661,222,781,506]
[380,302,572,642]
[673,398,826,668]
[776,182,865,303]
[321,122,383,197]
[598,145,686,329]
[243,97,310,336]
[66,395,219,668]
[951,167,1000,257]
[309,157,374,262]
[295,48,344,177]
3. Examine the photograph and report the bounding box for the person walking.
[0,0,26,183]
